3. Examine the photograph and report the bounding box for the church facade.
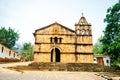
[33,15,93,63]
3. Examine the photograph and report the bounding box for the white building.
[94,54,110,66]
[0,44,20,60]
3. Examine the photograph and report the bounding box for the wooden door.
[97,57,104,65]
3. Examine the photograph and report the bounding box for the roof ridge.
[35,22,75,32]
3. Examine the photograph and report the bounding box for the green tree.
[93,36,103,54]
[101,2,120,62]
[20,42,34,61]
[0,27,19,49]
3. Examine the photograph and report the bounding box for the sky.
[0,0,118,45]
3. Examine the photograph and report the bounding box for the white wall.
[0,44,20,59]
[103,56,110,66]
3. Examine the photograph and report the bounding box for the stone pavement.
[0,62,119,80]
[0,71,106,80]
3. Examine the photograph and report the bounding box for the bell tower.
[75,14,92,36]
[75,14,93,63]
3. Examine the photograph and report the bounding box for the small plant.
[111,62,120,70]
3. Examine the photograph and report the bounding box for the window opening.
[94,59,96,61]
[106,60,109,63]
[59,38,62,43]
[54,37,58,43]
[86,30,89,35]
[9,51,11,56]
[82,30,85,35]
[77,30,80,35]
[1,47,4,53]
[50,37,52,43]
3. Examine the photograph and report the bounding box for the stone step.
[29,62,116,71]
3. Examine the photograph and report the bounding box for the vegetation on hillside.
[20,42,34,61]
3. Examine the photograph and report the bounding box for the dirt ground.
[0,62,120,80]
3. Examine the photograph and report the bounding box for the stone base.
[28,62,115,71]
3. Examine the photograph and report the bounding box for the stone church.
[33,15,93,63]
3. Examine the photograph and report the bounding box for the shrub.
[111,62,120,70]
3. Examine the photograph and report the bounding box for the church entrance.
[51,48,60,62]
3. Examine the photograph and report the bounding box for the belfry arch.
[51,48,60,62]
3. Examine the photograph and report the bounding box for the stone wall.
[34,53,51,62]
[34,53,93,63]
[34,43,75,53]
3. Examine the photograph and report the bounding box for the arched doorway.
[51,48,60,62]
